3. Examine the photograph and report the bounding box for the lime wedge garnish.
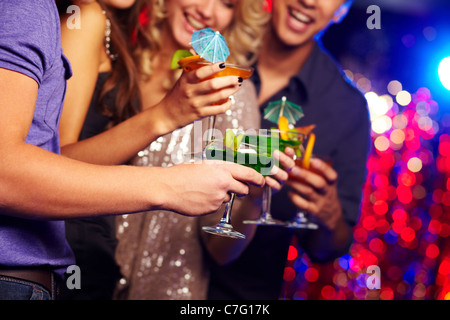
[224,130,235,151]
[224,130,244,152]
[235,133,244,151]
[287,128,300,141]
[171,50,193,70]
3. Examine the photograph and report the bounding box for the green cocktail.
[242,132,303,155]
[201,130,280,239]
[204,130,304,175]
[242,129,306,226]
[205,148,275,175]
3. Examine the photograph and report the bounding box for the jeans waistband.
[0,268,58,299]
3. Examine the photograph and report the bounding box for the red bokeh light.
[373,200,389,215]
[287,245,298,261]
[369,238,385,254]
[283,267,296,282]
[362,215,377,230]
[380,287,395,300]
[304,268,319,282]
[375,219,390,234]
[400,227,415,242]
[321,285,336,300]
[392,208,408,221]
[397,185,413,203]
[425,244,440,259]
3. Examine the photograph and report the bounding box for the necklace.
[103,10,118,61]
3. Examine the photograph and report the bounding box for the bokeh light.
[396,90,412,106]
[438,57,450,90]
[278,0,450,299]
[280,74,449,300]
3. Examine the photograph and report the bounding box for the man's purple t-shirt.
[0,0,75,277]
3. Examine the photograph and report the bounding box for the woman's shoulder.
[61,1,107,33]
[60,1,108,53]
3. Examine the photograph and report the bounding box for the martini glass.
[283,157,320,230]
[283,137,322,230]
[178,55,253,144]
[201,130,276,239]
[243,129,305,226]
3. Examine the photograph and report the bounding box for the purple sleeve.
[0,1,58,85]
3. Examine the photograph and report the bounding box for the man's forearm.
[0,142,162,220]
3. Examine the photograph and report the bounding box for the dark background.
[323,0,450,106]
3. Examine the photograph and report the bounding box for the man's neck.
[259,28,315,77]
[256,28,315,105]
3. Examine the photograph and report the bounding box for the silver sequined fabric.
[114,81,260,300]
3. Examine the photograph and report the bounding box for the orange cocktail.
[178,55,253,80]
[178,55,253,142]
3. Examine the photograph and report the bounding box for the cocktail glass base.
[284,212,319,229]
[243,214,284,226]
[202,222,246,239]
[284,221,319,229]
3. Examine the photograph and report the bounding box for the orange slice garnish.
[302,133,315,169]
[278,116,290,140]
[296,124,316,135]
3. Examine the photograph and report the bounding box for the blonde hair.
[133,0,269,82]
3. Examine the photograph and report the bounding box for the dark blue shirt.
[208,42,370,300]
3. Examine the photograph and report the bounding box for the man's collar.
[252,41,326,107]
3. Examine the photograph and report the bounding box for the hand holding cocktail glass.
[160,61,243,130]
[173,28,253,144]
[286,145,341,230]
[200,129,295,239]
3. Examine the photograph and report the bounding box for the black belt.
[0,269,58,299]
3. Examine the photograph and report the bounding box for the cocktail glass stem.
[243,185,283,225]
[202,193,246,239]
[261,185,272,221]
[221,192,235,225]
[207,115,216,144]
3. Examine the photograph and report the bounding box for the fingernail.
[219,63,226,69]
[270,165,279,175]
[290,167,301,176]
[238,77,243,83]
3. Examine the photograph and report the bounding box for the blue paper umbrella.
[264,96,304,125]
[190,28,230,63]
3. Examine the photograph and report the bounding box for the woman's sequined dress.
[114,81,260,299]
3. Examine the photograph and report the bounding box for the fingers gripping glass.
[242,129,305,226]
[201,130,277,239]
[284,134,320,230]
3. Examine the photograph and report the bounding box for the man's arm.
[0,68,265,220]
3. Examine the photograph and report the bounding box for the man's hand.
[287,157,343,230]
[159,161,265,216]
